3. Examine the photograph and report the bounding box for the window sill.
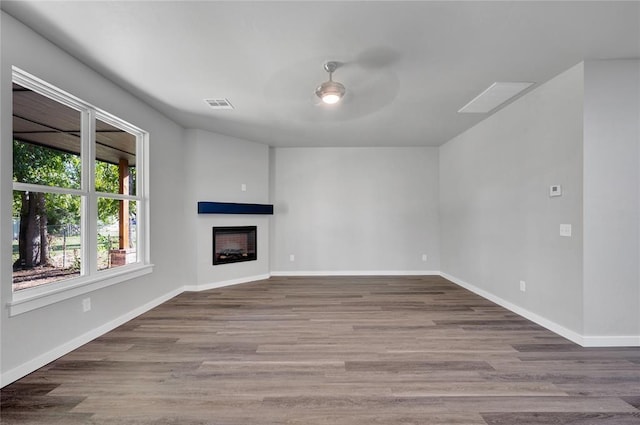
[7,264,154,317]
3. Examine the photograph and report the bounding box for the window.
[10,68,150,314]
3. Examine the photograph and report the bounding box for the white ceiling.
[3,1,639,147]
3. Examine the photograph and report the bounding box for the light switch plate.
[560,224,572,237]
[550,185,562,197]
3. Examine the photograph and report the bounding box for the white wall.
[583,59,640,341]
[1,12,188,383]
[439,63,585,336]
[183,129,271,288]
[270,147,440,274]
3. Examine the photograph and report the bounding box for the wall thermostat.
[549,185,562,197]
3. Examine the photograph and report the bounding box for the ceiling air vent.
[204,98,234,110]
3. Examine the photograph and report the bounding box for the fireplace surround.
[212,226,257,265]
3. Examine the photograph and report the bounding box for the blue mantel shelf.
[197,201,274,215]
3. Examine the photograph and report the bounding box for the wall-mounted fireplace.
[212,226,257,265]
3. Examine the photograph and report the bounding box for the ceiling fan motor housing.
[316,61,345,103]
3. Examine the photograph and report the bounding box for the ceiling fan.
[315,61,346,104]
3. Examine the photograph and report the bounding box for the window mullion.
[12,183,84,196]
[94,192,140,201]
[140,132,150,264]
[83,110,97,276]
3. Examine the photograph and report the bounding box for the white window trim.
[8,264,154,316]
[8,67,152,317]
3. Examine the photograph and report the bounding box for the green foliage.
[95,160,136,195]
[97,233,109,249]
[13,140,81,188]
[95,161,119,193]
[13,140,137,225]
[97,185,119,223]
[71,249,81,271]
[13,140,82,226]
[45,193,80,226]
[97,233,117,252]
[95,160,136,222]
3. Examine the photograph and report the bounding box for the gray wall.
[583,60,640,339]
[2,11,637,386]
[270,147,440,273]
[1,12,187,381]
[184,129,271,287]
[439,63,584,334]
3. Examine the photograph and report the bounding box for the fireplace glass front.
[212,226,257,265]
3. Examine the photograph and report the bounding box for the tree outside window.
[12,71,145,292]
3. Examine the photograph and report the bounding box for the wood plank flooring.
[2,275,639,424]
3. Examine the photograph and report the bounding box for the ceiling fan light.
[315,80,345,104]
[322,94,341,104]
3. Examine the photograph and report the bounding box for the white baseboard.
[440,272,640,348]
[1,272,271,388]
[183,274,271,292]
[0,287,183,387]
[270,270,440,277]
[581,335,640,347]
[4,270,637,388]
[440,272,585,345]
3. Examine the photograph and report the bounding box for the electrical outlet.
[421,254,428,262]
[289,254,295,262]
[241,183,247,192]
[519,281,526,292]
[560,224,572,237]
[82,297,91,312]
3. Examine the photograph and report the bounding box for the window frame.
[8,67,152,316]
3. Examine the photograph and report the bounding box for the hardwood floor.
[2,275,639,424]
